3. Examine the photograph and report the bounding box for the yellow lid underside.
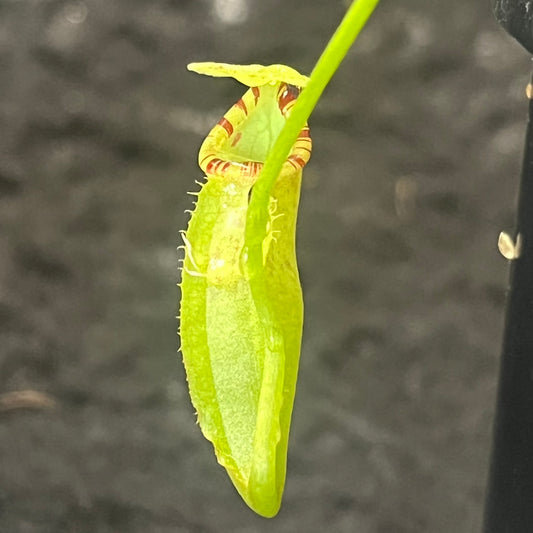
[187,62,309,88]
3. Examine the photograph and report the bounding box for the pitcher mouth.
[198,82,312,182]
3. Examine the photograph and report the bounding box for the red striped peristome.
[198,83,312,182]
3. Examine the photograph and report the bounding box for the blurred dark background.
[0,0,530,531]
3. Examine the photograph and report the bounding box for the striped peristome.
[198,77,311,179]
[179,63,311,517]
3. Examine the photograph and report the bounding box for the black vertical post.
[484,75,533,532]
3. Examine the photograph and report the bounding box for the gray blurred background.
[0,0,530,531]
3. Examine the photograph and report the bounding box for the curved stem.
[244,0,381,266]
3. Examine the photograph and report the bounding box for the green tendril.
[244,0,381,266]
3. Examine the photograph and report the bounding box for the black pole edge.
[492,0,533,54]
[483,72,533,532]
